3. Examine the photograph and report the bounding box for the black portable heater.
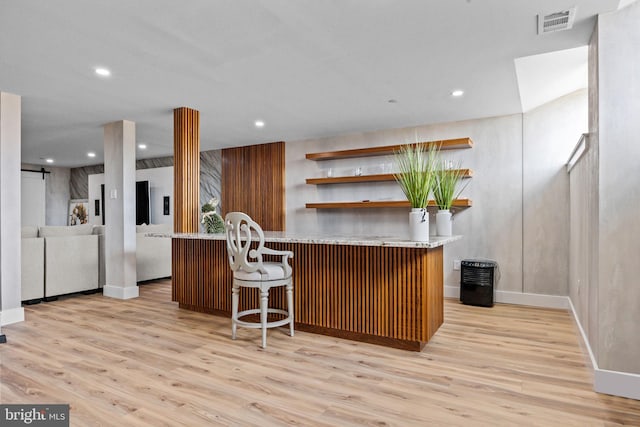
[460,259,498,307]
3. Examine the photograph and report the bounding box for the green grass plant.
[433,161,468,210]
[394,143,438,209]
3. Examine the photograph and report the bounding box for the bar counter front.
[169,232,461,351]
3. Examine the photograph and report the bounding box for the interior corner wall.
[522,90,588,296]
[286,92,586,297]
[595,2,640,374]
[569,25,601,365]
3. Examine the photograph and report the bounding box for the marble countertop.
[148,231,462,249]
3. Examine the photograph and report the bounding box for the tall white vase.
[409,208,429,242]
[436,209,452,236]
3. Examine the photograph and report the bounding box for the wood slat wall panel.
[172,238,444,350]
[221,141,285,231]
[173,107,200,233]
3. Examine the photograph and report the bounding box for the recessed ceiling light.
[95,67,111,77]
[451,89,465,97]
[45,158,54,163]
[87,152,96,158]
[254,120,265,128]
[138,143,147,149]
[388,99,398,103]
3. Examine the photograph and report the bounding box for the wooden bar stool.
[223,212,294,348]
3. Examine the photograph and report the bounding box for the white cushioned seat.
[21,226,39,238]
[136,223,171,234]
[39,223,93,237]
[233,262,289,281]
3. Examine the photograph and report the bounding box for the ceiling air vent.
[538,7,577,34]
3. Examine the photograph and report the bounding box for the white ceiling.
[515,46,588,112]
[0,0,621,167]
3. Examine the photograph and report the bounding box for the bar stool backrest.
[224,211,267,275]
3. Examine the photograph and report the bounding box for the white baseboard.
[444,285,569,309]
[0,307,25,326]
[595,369,640,400]
[103,285,139,300]
[567,298,640,400]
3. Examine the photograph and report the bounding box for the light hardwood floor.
[1,280,639,426]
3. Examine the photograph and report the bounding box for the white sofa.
[93,223,172,286]
[21,226,45,302]
[21,223,171,302]
[136,223,172,282]
[38,224,100,299]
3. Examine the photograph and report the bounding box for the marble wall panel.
[70,165,103,199]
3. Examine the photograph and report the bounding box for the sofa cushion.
[39,223,94,237]
[92,225,105,235]
[21,226,39,238]
[136,223,172,234]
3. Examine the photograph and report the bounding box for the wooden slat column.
[173,107,200,233]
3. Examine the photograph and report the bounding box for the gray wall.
[523,92,588,295]
[596,3,640,374]
[286,90,587,296]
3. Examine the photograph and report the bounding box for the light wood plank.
[1,281,639,426]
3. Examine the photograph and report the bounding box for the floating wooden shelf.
[306,199,473,209]
[306,138,473,161]
[306,169,473,185]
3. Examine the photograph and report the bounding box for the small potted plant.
[432,161,468,236]
[201,197,225,233]
[394,143,438,241]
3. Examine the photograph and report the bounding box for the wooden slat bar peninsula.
[171,233,460,351]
